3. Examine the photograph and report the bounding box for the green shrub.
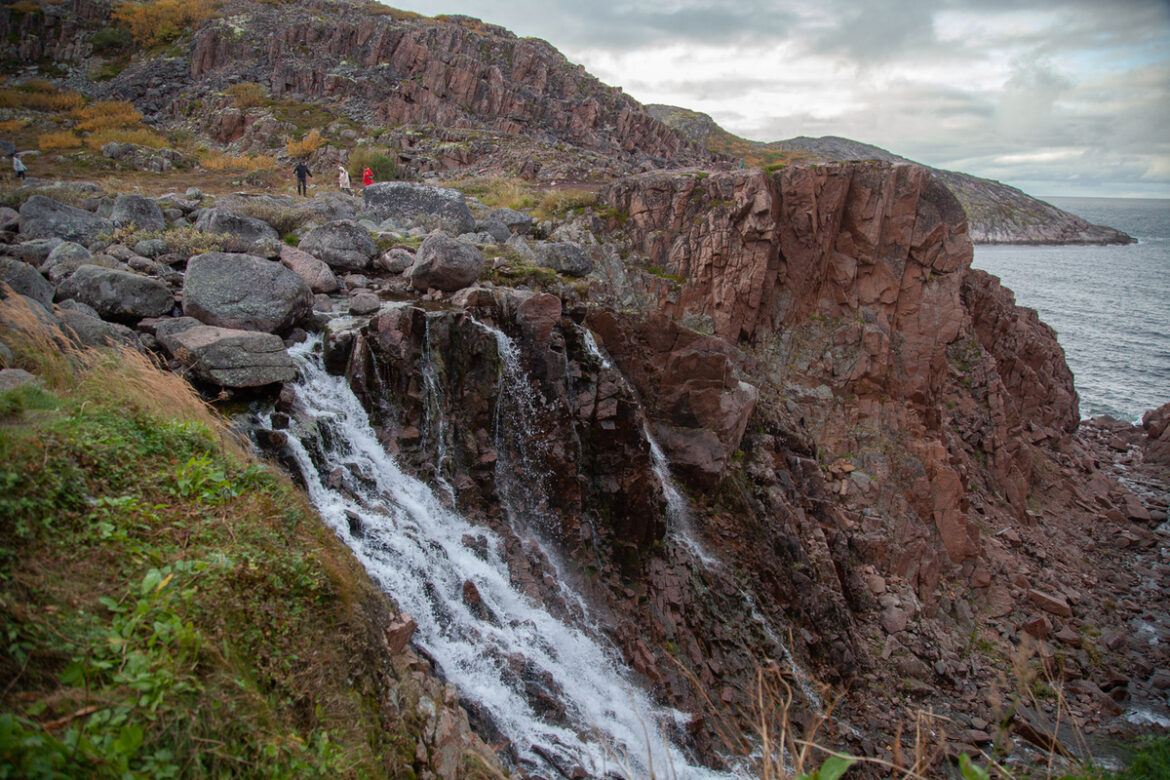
[347,147,397,183]
[91,26,134,55]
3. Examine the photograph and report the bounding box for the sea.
[972,197,1170,424]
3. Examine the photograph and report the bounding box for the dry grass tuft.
[0,288,244,458]
[199,152,277,172]
[37,131,82,151]
[0,118,28,132]
[0,82,85,113]
[112,0,216,46]
[84,126,168,150]
[73,99,143,131]
[224,82,267,108]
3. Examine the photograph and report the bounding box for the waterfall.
[421,313,455,503]
[277,338,731,779]
[578,327,718,566]
[578,327,822,714]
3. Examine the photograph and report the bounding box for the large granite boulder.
[158,324,296,387]
[110,194,166,232]
[409,233,483,292]
[54,264,173,322]
[0,256,53,308]
[18,195,112,244]
[363,182,475,235]
[534,242,593,277]
[183,252,312,333]
[298,220,376,271]
[193,208,279,250]
[279,245,338,293]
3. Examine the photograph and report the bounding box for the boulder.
[18,238,63,264]
[41,241,92,277]
[183,252,312,333]
[475,219,511,243]
[0,256,53,308]
[534,241,593,277]
[158,324,296,387]
[54,264,173,322]
[110,194,166,232]
[0,206,19,232]
[57,309,141,349]
[487,207,533,234]
[279,245,339,293]
[45,251,124,284]
[409,233,484,292]
[193,208,279,250]
[363,182,475,235]
[348,291,381,315]
[18,195,112,244]
[376,247,414,274]
[298,220,376,271]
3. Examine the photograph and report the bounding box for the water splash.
[278,338,730,779]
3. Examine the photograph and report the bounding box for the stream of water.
[278,336,730,779]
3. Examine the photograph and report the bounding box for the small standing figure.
[293,160,312,196]
[12,154,26,181]
[338,165,353,195]
[362,166,373,187]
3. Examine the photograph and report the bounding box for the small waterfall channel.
[276,336,733,779]
[576,329,823,719]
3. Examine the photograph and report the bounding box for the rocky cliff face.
[601,163,1081,592]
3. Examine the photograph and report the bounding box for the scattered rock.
[280,245,339,293]
[158,324,296,387]
[534,241,593,277]
[110,194,166,232]
[54,264,173,323]
[18,195,112,245]
[0,256,53,308]
[363,182,475,235]
[409,233,484,292]
[298,220,377,271]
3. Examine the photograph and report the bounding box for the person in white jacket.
[338,165,353,195]
[13,155,26,181]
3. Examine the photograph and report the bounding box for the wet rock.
[348,291,381,315]
[183,252,312,333]
[385,613,417,654]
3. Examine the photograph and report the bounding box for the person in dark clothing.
[293,161,311,195]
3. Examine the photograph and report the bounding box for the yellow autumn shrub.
[74,100,143,132]
[38,131,82,151]
[285,128,323,158]
[112,0,216,47]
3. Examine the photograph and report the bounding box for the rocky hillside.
[646,105,1135,245]
[2,0,722,182]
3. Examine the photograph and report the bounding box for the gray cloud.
[396,0,1170,195]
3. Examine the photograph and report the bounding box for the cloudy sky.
[394,0,1170,198]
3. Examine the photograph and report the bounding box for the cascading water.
[277,337,732,779]
[578,327,718,566]
[421,313,455,503]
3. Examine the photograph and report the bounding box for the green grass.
[0,298,472,779]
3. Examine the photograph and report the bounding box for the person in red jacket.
[362,167,373,187]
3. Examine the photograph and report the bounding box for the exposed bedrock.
[602,163,1080,594]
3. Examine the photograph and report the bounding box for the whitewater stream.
[277,334,732,779]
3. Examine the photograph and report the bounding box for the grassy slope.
[0,294,459,779]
